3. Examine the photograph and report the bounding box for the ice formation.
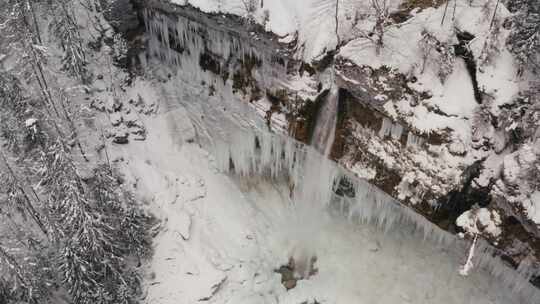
[406,131,425,148]
[143,8,286,92]
[141,8,540,302]
[378,117,403,140]
[459,234,478,276]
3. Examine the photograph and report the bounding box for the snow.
[25,118,37,127]
[525,192,540,224]
[350,163,377,180]
[456,208,502,238]
[430,59,478,117]
[339,0,522,143]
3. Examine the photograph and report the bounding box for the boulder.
[112,126,129,144]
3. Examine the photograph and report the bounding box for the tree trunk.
[441,0,450,26]
[0,245,29,287]
[490,0,501,30]
[26,0,42,44]
[59,95,89,162]
[1,152,48,237]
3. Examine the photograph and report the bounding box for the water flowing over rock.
[311,70,339,157]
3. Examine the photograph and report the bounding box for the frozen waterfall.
[140,7,540,303]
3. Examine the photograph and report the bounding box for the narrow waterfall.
[311,70,339,157]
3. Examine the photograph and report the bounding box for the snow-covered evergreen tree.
[507,0,540,74]
[1,2,152,303]
[38,141,151,304]
[49,0,89,82]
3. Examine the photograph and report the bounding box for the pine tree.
[49,0,89,82]
[507,0,540,74]
[1,1,152,303]
[0,73,27,153]
[0,0,59,116]
[39,141,151,304]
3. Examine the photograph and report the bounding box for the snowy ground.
[105,90,526,303]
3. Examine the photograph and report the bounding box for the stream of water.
[311,70,339,157]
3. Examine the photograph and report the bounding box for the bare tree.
[441,0,450,25]
[241,0,258,23]
[490,0,501,30]
[371,0,390,55]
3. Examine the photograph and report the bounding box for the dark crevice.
[432,159,490,232]
[305,89,330,144]
[454,30,483,104]
[329,88,347,159]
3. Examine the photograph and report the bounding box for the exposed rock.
[112,126,129,144]
[275,256,318,291]
[283,279,296,290]
[174,211,192,241]
[197,276,227,301]
[130,125,147,140]
[106,96,123,113]
[90,98,106,112]
[99,0,140,34]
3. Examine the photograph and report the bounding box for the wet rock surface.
[99,0,140,34]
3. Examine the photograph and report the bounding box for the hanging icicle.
[406,131,425,148]
[459,234,478,276]
[379,117,403,140]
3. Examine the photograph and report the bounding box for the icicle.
[378,117,392,138]
[517,255,540,283]
[459,234,478,276]
[406,131,425,148]
[390,123,403,140]
[378,117,403,140]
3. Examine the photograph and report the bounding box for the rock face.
[100,0,140,34]
[133,0,540,290]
